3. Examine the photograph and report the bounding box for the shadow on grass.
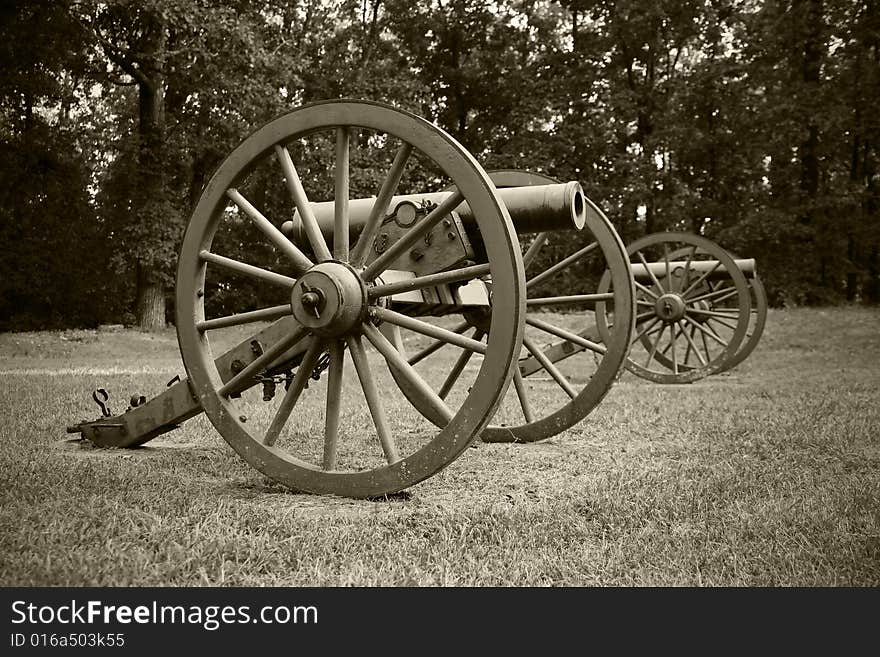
[53,437,216,456]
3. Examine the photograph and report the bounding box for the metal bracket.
[92,388,111,417]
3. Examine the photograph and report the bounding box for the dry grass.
[0,307,878,586]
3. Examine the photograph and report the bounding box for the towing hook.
[92,388,111,417]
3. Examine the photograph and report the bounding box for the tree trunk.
[867,245,879,303]
[846,231,857,301]
[136,263,166,330]
[188,155,208,210]
[797,0,822,223]
[134,19,167,330]
[644,198,655,235]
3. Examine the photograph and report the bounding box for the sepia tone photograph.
[1,0,877,591]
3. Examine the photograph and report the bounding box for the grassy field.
[0,306,878,586]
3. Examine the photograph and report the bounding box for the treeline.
[1,0,878,331]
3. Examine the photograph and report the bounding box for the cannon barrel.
[283,182,586,245]
[631,258,756,281]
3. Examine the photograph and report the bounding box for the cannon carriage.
[68,99,762,498]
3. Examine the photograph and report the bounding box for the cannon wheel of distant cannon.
[176,100,526,498]
[645,245,767,375]
[596,232,751,384]
[386,170,635,443]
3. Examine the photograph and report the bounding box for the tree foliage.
[1,0,878,330]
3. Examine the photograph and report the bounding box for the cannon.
[474,229,764,392]
[382,170,635,443]
[596,232,766,383]
[68,99,635,497]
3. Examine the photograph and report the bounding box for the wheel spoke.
[368,263,491,299]
[707,320,740,342]
[704,314,739,332]
[659,323,683,357]
[322,340,345,470]
[362,322,453,424]
[275,145,332,262]
[679,246,696,293]
[681,322,695,365]
[199,251,297,289]
[526,316,606,356]
[687,307,741,321]
[264,337,326,446]
[522,232,549,269]
[680,260,722,299]
[438,329,484,399]
[668,321,679,374]
[526,241,598,290]
[362,189,465,280]
[345,334,400,464]
[226,189,314,275]
[635,250,667,293]
[350,142,413,268]
[678,320,707,367]
[526,292,615,307]
[405,320,471,365]
[634,280,660,300]
[372,307,487,354]
[700,327,712,363]
[644,324,666,368]
[512,366,535,423]
[522,335,577,399]
[218,326,310,397]
[635,310,656,323]
[686,285,738,305]
[334,128,351,261]
[683,315,729,347]
[632,317,662,344]
[197,304,293,332]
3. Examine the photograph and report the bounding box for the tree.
[71,0,333,329]
[735,0,846,303]
[827,0,880,301]
[0,1,119,329]
[71,1,183,329]
[3,0,878,325]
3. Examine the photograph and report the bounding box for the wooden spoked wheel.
[597,232,751,384]
[647,245,768,375]
[386,170,635,443]
[176,100,525,497]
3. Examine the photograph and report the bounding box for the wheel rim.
[385,170,635,443]
[176,100,525,497]
[716,274,767,372]
[597,232,751,384]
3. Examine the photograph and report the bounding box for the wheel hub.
[291,261,367,336]
[654,293,686,322]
